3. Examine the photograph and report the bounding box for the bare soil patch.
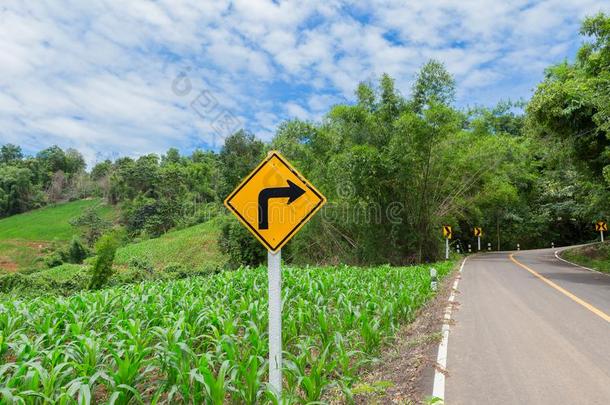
[0,258,19,272]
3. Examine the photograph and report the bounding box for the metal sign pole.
[601,230,604,243]
[477,236,481,251]
[445,237,449,260]
[268,250,282,397]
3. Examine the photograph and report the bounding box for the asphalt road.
[445,248,610,404]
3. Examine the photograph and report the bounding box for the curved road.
[444,248,610,404]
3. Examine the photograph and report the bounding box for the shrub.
[67,236,89,264]
[219,220,266,268]
[89,234,118,290]
[44,251,65,268]
[128,257,154,274]
[0,273,29,293]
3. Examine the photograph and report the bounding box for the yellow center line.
[509,253,610,324]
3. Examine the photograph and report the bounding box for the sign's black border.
[225,152,325,252]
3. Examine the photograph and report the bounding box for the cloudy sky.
[1,1,609,166]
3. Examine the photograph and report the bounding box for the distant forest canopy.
[1,13,609,265]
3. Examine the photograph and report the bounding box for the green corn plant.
[189,358,234,404]
[0,260,455,403]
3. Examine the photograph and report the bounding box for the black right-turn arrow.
[258,180,306,230]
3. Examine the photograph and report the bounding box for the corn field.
[0,262,453,404]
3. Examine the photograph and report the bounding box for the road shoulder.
[351,260,463,404]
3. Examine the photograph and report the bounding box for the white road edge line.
[432,257,467,401]
[553,249,609,276]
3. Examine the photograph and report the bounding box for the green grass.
[0,240,46,271]
[0,260,455,404]
[0,199,115,241]
[114,218,225,270]
[0,199,116,272]
[560,242,610,273]
[29,263,85,283]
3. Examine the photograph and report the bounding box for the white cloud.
[0,0,609,166]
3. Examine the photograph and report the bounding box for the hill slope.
[0,199,116,272]
[560,243,610,274]
[114,218,225,270]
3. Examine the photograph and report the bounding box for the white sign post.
[224,152,326,402]
[477,236,481,251]
[601,230,605,243]
[445,238,449,260]
[268,250,282,397]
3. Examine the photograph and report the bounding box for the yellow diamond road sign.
[596,221,607,232]
[224,151,326,252]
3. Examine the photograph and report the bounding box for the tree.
[64,148,86,174]
[219,130,264,198]
[37,146,67,175]
[0,144,23,164]
[91,160,112,180]
[162,148,181,166]
[411,59,456,112]
[70,207,112,246]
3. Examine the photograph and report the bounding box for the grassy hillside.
[114,218,225,270]
[560,243,610,274]
[0,199,116,272]
[1,217,226,294]
[0,199,115,240]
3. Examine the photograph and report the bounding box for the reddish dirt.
[23,241,50,250]
[0,240,51,272]
[0,258,19,272]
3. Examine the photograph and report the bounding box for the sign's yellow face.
[596,221,607,232]
[474,227,482,237]
[224,151,326,252]
[443,225,452,239]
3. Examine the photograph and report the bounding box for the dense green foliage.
[0,145,87,217]
[525,12,610,245]
[0,260,454,404]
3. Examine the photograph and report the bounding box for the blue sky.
[1,0,609,166]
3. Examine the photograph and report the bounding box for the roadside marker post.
[595,221,607,242]
[442,226,452,259]
[551,242,555,249]
[468,244,472,253]
[430,268,438,291]
[517,243,520,251]
[487,242,491,251]
[224,151,326,398]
